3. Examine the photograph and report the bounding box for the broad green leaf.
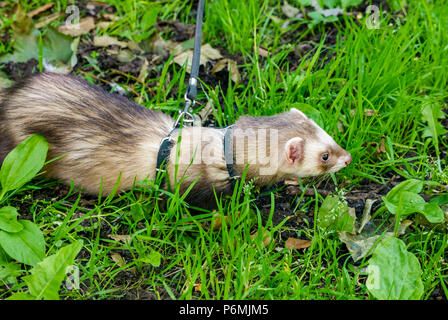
[385,179,423,204]
[140,250,162,267]
[23,240,83,300]
[0,220,45,266]
[0,261,22,284]
[383,180,444,223]
[0,134,48,194]
[141,6,160,32]
[317,196,355,233]
[384,191,425,215]
[43,27,74,64]
[0,29,40,63]
[430,194,448,205]
[366,237,423,300]
[420,202,445,224]
[0,27,76,69]
[0,206,23,233]
[6,292,36,300]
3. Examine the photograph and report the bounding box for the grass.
[0,0,447,300]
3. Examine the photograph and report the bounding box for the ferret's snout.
[344,153,352,166]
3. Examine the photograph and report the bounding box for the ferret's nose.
[345,154,352,166]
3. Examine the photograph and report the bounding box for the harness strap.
[223,125,239,180]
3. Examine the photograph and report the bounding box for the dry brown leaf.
[101,13,120,21]
[35,12,63,29]
[284,178,300,185]
[211,212,228,231]
[58,16,96,37]
[377,136,386,154]
[193,283,202,292]
[282,1,301,18]
[110,252,126,267]
[11,4,32,34]
[174,43,223,72]
[350,108,379,117]
[251,229,272,248]
[94,34,128,48]
[254,45,269,57]
[88,1,110,6]
[28,2,54,18]
[97,21,113,30]
[211,59,240,84]
[108,234,131,244]
[285,238,311,250]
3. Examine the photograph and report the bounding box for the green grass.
[0,0,447,300]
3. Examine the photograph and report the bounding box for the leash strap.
[156,0,205,180]
[174,0,206,128]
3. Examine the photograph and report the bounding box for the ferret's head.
[280,108,352,178]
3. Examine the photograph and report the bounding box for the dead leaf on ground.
[174,43,223,72]
[251,229,272,248]
[211,212,228,231]
[11,4,32,34]
[254,45,269,58]
[58,16,96,37]
[282,1,301,18]
[285,238,311,250]
[94,34,128,48]
[110,252,126,267]
[108,234,131,244]
[27,2,54,18]
[193,283,202,292]
[212,59,241,84]
[284,178,300,185]
[350,108,379,117]
[35,12,63,29]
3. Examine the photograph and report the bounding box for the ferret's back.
[0,72,174,194]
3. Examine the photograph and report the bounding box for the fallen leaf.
[11,4,32,34]
[282,1,301,18]
[254,45,269,57]
[35,12,63,29]
[174,43,223,72]
[193,283,202,292]
[211,59,240,84]
[108,234,131,244]
[58,16,96,37]
[350,108,379,117]
[93,35,128,48]
[251,229,272,248]
[101,13,120,21]
[27,2,54,18]
[211,212,228,231]
[285,238,311,250]
[97,21,113,30]
[284,178,300,185]
[110,252,126,267]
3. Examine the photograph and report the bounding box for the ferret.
[0,72,351,207]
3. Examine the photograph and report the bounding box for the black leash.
[155,0,205,183]
[156,0,239,186]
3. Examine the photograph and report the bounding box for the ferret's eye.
[321,153,329,161]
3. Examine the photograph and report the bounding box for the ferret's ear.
[285,137,304,165]
[290,108,308,119]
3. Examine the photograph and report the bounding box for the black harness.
[155,125,239,187]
